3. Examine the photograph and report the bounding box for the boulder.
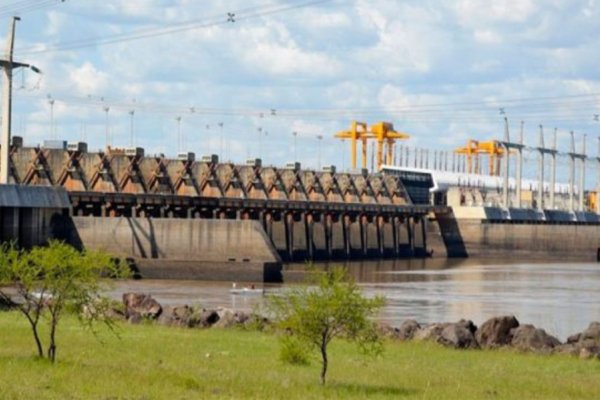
[197,309,220,328]
[553,323,600,359]
[233,312,251,325]
[553,343,579,357]
[214,308,236,328]
[0,296,16,310]
[414,323,448,342]
[554,338,600,359]
[157,305,194,327]
[476,316,519,348]
[566,333,581,344]
[378,323,399,338]
[122,293,162,321]
[580,322,600,343]
[397,320,421,340]
[438,320,479,349]
[510,324,561,353]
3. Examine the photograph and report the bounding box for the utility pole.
[1,17,40,184]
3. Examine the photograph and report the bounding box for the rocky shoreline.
[118,293,600,360]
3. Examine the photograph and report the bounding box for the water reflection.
[112,259,600,340]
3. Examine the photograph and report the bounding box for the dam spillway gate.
[4,144,449,261]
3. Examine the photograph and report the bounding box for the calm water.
[111,259,600,340]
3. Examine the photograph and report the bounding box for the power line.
[15,0,334,55]
[0,0,64,18]
[12,89,600,119]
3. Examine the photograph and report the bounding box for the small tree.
[0,241,130,362]
[269,267,385,385]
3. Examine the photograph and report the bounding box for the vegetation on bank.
[1,312,599,400]
[0,241,129,363]
[269,267,385,384]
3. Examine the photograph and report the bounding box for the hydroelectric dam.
[1,132,600,281]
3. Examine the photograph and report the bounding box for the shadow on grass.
[328,382,417,397]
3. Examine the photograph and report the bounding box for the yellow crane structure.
[335,121,409,170]
[454,139,504,175]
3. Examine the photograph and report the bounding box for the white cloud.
[67,62,109,95]
[474,29,502,44]
[4,0,599,171]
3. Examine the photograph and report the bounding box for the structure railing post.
[537,125,545,211]
[579,134,587,212]
[569,131,576,213]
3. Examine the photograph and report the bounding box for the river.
[111,259,600,340]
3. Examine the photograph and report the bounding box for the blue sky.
[2,0,600,180]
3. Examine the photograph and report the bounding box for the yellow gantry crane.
[454,139,504,175]
[335,121,410,170]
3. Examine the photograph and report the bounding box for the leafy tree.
[269,267,385,385]
[0,240,130,362]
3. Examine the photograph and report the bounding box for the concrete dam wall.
[56,217,282,281]
[438,217,600,261]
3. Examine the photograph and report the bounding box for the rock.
[233,312,250,325]
[378,323,399,338]
[554,339,600,358]
[476,316,519,348]
[127,313,143,324]
[214,308,236,328]
[157,305,194,327]
[0,296,16,310]
[122,293,162,321]
[553,343,579,356]
[438,321,479,349]
[414,323,448,342]
[510,324,561,353]
[198,309,220,328]
[566,333,581,344]
[397,320,421,340]
[580,322,600,343]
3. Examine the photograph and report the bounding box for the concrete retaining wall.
[67,217,279,262]
[452,219,600,261]
[55,217,282,281]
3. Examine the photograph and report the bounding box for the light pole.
[218,122,224,158]
[103,106,110,148]
[206,124,211,154]
[129,110,135,147]
[175,116,182,152]
[47,94,55,139]
[292,131,298,161]
[257,127,263,158]
[317,134,323,170]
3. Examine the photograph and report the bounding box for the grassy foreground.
[1,312,599,399]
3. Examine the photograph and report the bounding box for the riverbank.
[1,312,599,399]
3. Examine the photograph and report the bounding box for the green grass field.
[0,311,599,399]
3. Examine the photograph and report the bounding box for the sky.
[2,0,600,179]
